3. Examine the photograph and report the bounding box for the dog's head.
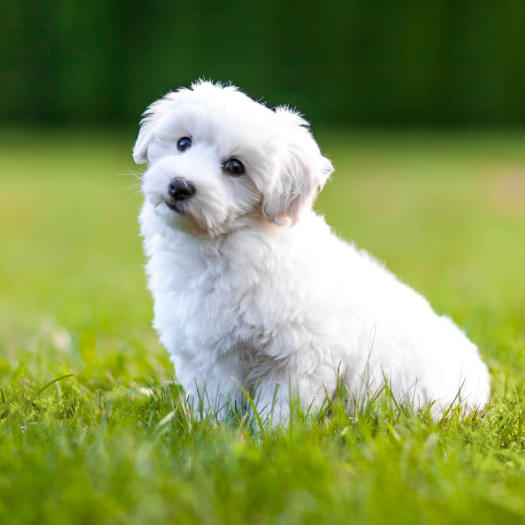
[134,81,333,238]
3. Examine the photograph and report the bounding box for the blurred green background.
[1,1,524,387]
[2,0,525,127]
[1,0,524,400]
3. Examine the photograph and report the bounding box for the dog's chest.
[150,240,274,355]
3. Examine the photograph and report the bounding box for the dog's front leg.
[173,352,245,421]
[254,355,338,427]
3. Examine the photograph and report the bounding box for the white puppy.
[134,80,490,422]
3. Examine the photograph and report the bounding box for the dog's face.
[134,81,333,238]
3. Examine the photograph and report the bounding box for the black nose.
[168,177,196,201]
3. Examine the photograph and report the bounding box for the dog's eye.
[177,137,192,152]
[222,158,245,176]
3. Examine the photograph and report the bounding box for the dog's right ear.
[133,118,154,164]
[133,93,178,164]
[133,97,170,164]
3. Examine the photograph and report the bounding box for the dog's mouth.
[160,197,215,238]
[165,200,185,215]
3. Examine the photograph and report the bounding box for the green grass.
[1,128,525,524]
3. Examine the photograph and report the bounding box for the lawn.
[1,128,525,524]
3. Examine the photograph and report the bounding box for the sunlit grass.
[1,128,524,524]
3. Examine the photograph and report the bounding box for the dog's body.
[135,81,490,421]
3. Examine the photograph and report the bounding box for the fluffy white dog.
[134,80,490,422]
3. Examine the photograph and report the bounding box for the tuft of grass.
[1,128,525,524]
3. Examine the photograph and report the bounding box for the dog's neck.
[142,200,317,268]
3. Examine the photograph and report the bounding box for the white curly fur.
[134,81,490,422]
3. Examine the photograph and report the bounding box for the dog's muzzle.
[166,177,196,212]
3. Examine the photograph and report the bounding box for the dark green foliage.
[2,1,525,126]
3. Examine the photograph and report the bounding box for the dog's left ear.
[261,107,333,226]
